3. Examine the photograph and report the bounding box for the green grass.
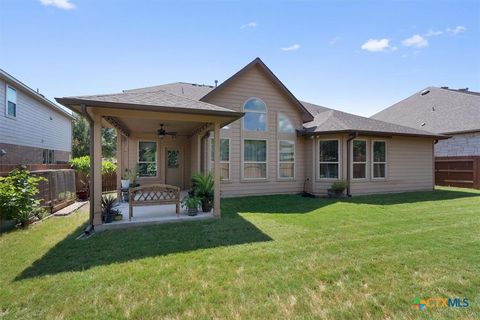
[1,187,479,319]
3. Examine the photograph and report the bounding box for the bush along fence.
[70,156,118,199]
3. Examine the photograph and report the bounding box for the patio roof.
[56,89,244,118]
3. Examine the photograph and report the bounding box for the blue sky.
[1,0,479,116]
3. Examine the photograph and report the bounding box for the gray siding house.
[372,87,480,157]
[0,69,74,165]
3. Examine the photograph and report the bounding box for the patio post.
[116,129,122,200]
[213,122,221,217]
[92,113,103,225]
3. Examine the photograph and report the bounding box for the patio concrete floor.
[95,195,215,232]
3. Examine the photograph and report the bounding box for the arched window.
[243,98,267,132]
[278,113,295,133]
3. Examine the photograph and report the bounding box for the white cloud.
[40,0,75,10]
[360,38,391,52]
[240,22,257,29]
[446,25,466,35]
[425,29,443,37]
[281,43,300,51]
[402,34,428,48]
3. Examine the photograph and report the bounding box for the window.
[243,98,267,132]
[278,140,295,179]
[319,140,340,179]
[352,140,367,179]
[42,149,54,164]
[278,113,295,133]
[210,138,230,180]
[138,141,157,177]
[243,139,267,179]
[372,141,386,179]
[6,85,17,118]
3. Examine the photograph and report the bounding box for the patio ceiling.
[105,116,207,136]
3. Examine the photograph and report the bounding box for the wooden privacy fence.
[435,156,480,189]
[75,171,117,193]
[0,164,70,174]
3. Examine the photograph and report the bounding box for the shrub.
[0,168,46,227]
[191,172,214,212]
[69,156,117,175]
[330,180,349,193]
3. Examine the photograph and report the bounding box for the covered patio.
[56,89,243,229]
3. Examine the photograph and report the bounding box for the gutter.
[81,104,95,234]
[346,132,359,197]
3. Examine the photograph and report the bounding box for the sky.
[0,0,479,117]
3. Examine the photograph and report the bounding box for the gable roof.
[200,57,314,122]
[124,82,214,100]
[56,89,243,117]
[372,86,480,134]
[302,109,446,139]
[0,68,75,120]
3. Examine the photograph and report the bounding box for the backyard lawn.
[0,187,479,319]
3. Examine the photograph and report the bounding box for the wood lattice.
[128,184,181,220]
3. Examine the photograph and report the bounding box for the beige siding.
[203,64,306,197]
[0,78,72,152]
[307,134,435,196]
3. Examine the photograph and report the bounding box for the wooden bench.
[128,184,180,220]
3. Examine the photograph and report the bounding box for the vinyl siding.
[0,78,71,152]
[308,134,435,195]
[203,64,306,197]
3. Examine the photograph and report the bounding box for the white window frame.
[278,140,295,180]
[371,140,387,180]
[351,139,368,180]
[209,137,231,181]
[277,112,295,133]
[318,139,341,180]
[5,84,17,119]
[242,138,268,180]
[242,97,268,132]
[137,140,158,178]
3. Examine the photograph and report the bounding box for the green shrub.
[0,168,46,227]
[69,156,117,175]
[191,172,214,212]
[330,180,349,193]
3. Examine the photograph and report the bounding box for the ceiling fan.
[157,124,176,139]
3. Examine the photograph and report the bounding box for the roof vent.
[441,86,449,89]
[459,88,469,91]
[420,89,430,95]
[421,122,426,127]
[214,80,218,88]
[432,106,435,111]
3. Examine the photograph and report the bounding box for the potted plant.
[191,172,214,212]
[327,180,349,198]
[101,195,118,223]
[121,169,132,189]
[181,195,201,216]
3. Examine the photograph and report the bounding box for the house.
[372,87,480,157]
[0,69,74,165]
[56,58,445,226]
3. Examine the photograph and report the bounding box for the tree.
[72,113,117,159]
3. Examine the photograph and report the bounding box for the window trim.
[242,97,268,132]
[351,139,368,181]
[242,138,268,181]
[318,139,341,180]
[137,140,158,178]
[209,137,231,181]
[5,84,17,119]
[371,140,387,180]
[278,140,295,180]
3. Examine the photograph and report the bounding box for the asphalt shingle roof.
[371,87,480,134]
[124,82,215,100]
[303,109,445,138]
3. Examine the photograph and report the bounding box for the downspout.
[81,104,95,234]
[346,132,359,197]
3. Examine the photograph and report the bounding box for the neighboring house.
[0,69,74,165]
[372,87,480,157]
[57,58,444,226]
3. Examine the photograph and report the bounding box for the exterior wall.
[0,142,70,164]
[203,64,307,197]
[307,134,435,196]
[0,78,72,163]
[435,132,480,156]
